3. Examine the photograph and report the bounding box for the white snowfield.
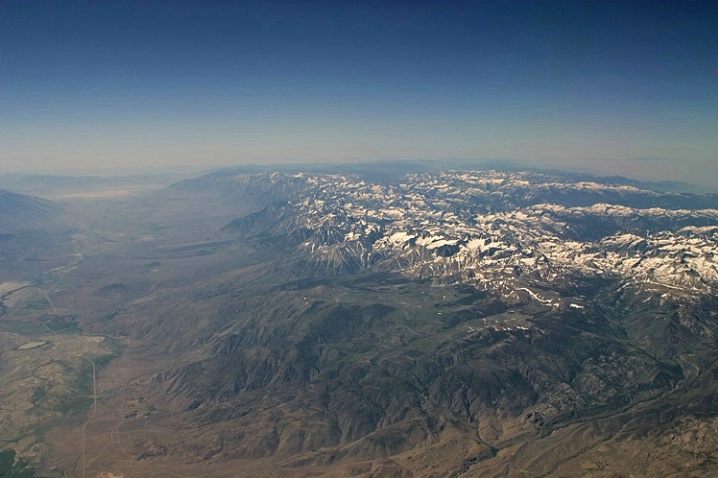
[232,170,718,295]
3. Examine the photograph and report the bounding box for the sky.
[0,0,717,187]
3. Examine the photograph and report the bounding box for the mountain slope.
[0,190,72,280]
[0,189,60,223]
[45,169,718,477]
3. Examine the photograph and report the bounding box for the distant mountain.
[169,170,321,206]
[0,189,60,223]
[218,171,718,291]
[0,173,195,198]
[87,169,718,476]
[0,190,73,280]
[105,171,718,477]
[173,161,714,193]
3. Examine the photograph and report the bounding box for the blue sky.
[0,0,716,186]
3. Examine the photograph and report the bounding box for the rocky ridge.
[222,170,718,296]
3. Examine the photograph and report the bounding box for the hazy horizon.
[1,1,716,188]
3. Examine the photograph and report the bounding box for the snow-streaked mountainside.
[112,169,718,477]
[217,170,718,296]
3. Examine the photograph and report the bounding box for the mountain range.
[3,168,718,477]
[144,169,718,476]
